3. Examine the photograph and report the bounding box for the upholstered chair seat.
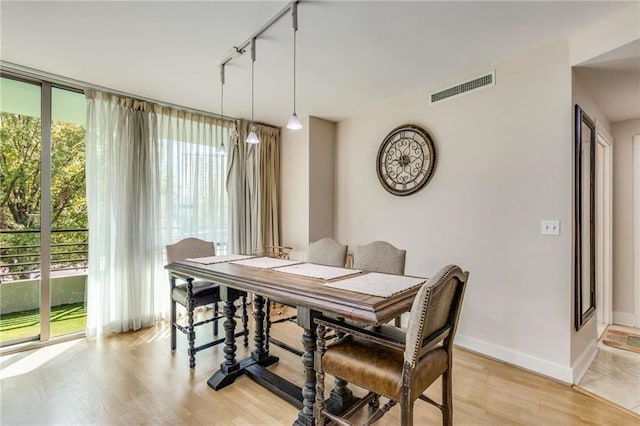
[171,280,220,307]
[315,265,469,426]
[321,334,448,401]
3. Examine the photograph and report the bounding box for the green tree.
[0,112,87,281]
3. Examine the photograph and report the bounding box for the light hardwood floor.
[1,317,639,425]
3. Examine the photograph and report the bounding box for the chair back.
[307,238,348,267]
[166,238,215,263]
[404,265,468,367]
[351,241,406,274]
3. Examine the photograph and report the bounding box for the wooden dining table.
[165,258,424,426]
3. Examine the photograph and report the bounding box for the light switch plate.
[541,220,560,235]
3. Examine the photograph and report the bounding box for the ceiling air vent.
[429,71,495,104]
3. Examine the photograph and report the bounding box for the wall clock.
[376,124,437,196]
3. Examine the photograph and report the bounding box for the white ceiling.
[574,40,640,123]
[0,1,634,126]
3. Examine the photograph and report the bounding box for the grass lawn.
[0,302,86,343]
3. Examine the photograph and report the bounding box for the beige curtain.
[226,120,281,255]
[259,125,281,249]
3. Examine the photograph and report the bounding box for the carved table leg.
[221,300,238,373]
[314,323,327,424]
[186,278,196,369]
[207,287,244,390]
[242,294,249,347]
[295,308,320,426]
[252,294,268,362]
[265,299,271,353]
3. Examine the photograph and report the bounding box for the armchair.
[314,264,469,425]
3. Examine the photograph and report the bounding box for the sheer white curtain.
[85,90,228,336]
[157,108,229,252]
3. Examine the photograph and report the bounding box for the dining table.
[165,255,425,426]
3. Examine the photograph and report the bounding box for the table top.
[166,259,424,325]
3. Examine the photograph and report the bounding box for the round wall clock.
[376,124,437,196]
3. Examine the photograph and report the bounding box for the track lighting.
[219,1,303,137]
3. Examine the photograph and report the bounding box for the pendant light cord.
[220,64,225,146]
[251,38,256,127]
[292,2,298,115]
[293,30,297,113]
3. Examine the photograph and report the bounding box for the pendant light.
[286,2,303,130]
[218,63,227,154]
[246,38,260,144]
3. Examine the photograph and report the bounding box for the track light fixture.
[246,38,260,144]
[287,2,302,130]
[219,1,303,137]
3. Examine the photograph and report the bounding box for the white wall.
[282,118,310,260]
[281,116,337,260]
[334,42,575,382]
[308,117,336,243]
[572,73,611,132]
[612,119,640,325]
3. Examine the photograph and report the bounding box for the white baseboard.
[455,334,573,384]
[572,340,598,384]
[613,311,636,327]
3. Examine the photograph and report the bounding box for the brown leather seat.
[322,334,448,401]
[315,264,469,426]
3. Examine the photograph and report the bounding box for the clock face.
[376,124,436,196]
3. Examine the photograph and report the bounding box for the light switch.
[541,220,560,236]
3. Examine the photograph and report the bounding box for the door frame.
[596,126,613,328]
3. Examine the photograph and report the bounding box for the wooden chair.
[314,264,469,426]
[167,237,248,369]
[352,240,406,326]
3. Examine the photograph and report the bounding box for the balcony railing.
[0,229,88,283]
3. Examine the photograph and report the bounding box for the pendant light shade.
[286,3,302,131]
[287,112,302,130]
[246,130,259,144]
[246,38,260,144]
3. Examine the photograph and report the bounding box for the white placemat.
[230,257,302,269]
[324,272,426,297]
[274,263,362,281]
[185,254,254,264]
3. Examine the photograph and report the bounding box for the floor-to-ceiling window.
[0,75,87,346]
